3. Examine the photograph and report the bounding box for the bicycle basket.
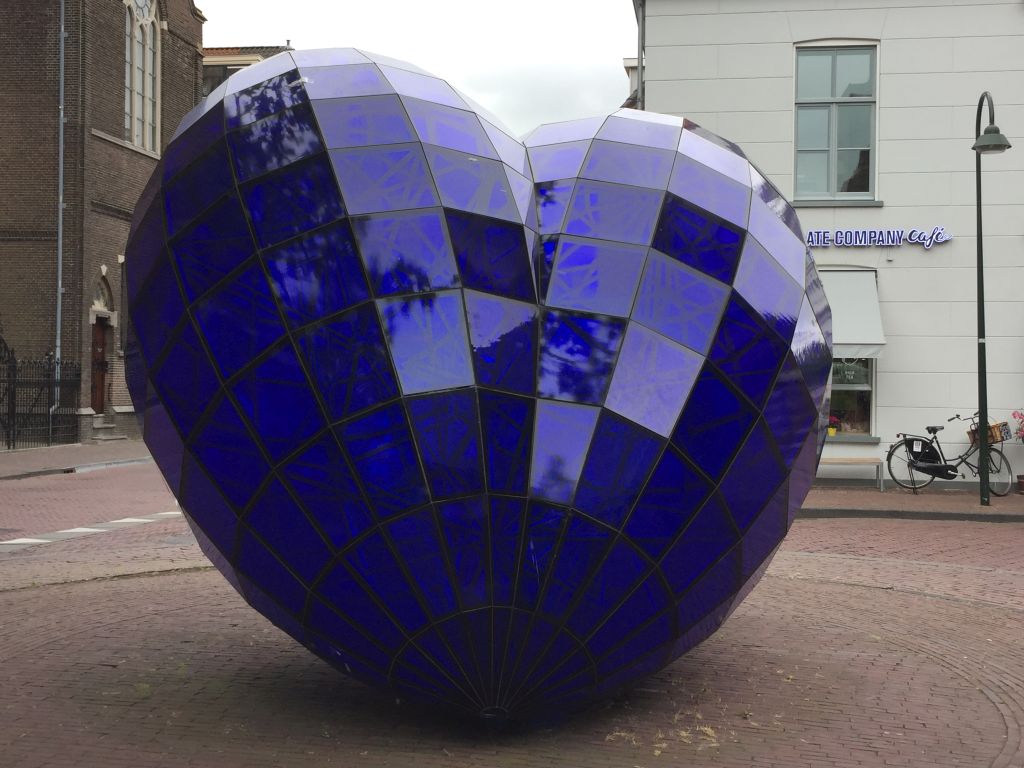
[967,421,1011,446]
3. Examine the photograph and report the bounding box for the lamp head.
[973,124,1012,154]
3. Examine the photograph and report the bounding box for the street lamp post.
[971,91,1011,506]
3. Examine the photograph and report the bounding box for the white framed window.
[124,0,160,152]
[795,46,876,200]
[829,358,872,436]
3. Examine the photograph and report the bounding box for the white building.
[632,0,1024,485]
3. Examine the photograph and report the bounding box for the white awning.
[818,270,886,358]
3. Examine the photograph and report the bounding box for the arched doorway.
[90,278,115,413]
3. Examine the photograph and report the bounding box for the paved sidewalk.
[0,439,152,480]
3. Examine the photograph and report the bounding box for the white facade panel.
[639,0,1024,485]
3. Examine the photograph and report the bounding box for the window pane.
[836,49,873,98]
[796,106,829,149]
[796,151,828,197]
[830,389,871,434]
[838,149,870,193]
[797,50,832,99]
[837,104,871,148]
[832,358,870,386]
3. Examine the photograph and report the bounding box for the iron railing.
[0,348,81,450]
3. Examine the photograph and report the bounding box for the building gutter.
[55,0,66,364]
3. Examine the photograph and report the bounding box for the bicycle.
[886,412,1013,495]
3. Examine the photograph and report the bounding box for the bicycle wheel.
[986,447,1013,497]
[886,439,936,491]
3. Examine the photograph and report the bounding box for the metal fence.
[0,349,81,450]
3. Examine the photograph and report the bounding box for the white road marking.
[0,538,51,545]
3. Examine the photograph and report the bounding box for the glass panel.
[225,70,308,128]
[838,104,871,148]
[732,236,804,343]
[546,236,647,317]
[838,149,870,193]
[190,395,270,510]
[796,49,833,99]
[597,114,681,150]
[836,49,874,98]
[437,498,489,610]
[523,116,605,147]
[537,310,625,404]
[709,296,789,408]
[424,145,519,223]
[479,391,534,494]
[565,179,663,246]
[796,106,829,150]
[529,400,599,504]
[302,64,393,100]
[763,354,817,467]
[351,208,459,296]
[465,290,537,394]
[528,140,590,184]
[150,322,219,439]
[163,139,232,235]
[604,323,703,437]
[403,97,497,159]
[720,418,786,529]
[581,140,675,189]
[445,210,535,302]
[228,104,323,182]
[796,151,829,197]
[832,358,870,387]
[378,65,467,110]
[386,510,457,617]
[830,389,871,434]
[245,480,331,583]
[536,180,575,235]
[668,155,751,228]
[652,194,744,284]
[290,48,370,68]
[330,143,438,215]
[243,155,345,247]
[377,290,474,395]
[170,195,255,302]
[406,390,484,499]
[314,95,415,149]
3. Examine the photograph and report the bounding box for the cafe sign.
[806,226,952,250]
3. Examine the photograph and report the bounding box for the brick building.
[0,0,204,442]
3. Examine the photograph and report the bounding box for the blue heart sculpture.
[125,48,832,722]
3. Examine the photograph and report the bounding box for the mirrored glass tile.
[236,529,308,610]
[674,550,741,646]
[624,448,712,559]
[677,127,750,186]
[488,499,525,605]
[291,47,370,68]
[407,390,484,499]
[425,145,519,223]
[750,166,804,243]
[190,394,270,510]
[170,195,255,302]
[150,321,220,439]
[574,411,663,528]
[515,502,568,610]
[479,391,534,495]
[302,63,393,100]
[346,530,429,631]
[660,493,737,596]
[529,400,599,504]
[263,219,370,327]
[482,119,529,176]
[599,113,682,150]
[652,193,743,284]
[130,253,185,366]
[734,236,803,344]
[127,176,165,285]
[517,625,584,697]
[791,299,831,408]
[546,236,646,317]
[296,303,398,421]
[246,479,332,583]
[351,208,459,296]
[280,433,374,547]
[739,480,788,581]
[538,310,624,404]
[164,139,233,236]
[565,180,663,246]
[746,199,805,287]
[316,562,405,649]
[243,155,345,248]
[143,401,184,497]
[805,262,831,333]
[536,180,575,235]
[580,140,675,189]
[338,402,429,518]
[194,262,286,378]
[566,539,647,638]
[379,65,467,110]
[763,354,815,469]
[438,497,489,610]
[465,290,537,394]
[605,323,702,437]
[527,140,590,183]
[180,453,239,553]
[671,364,756,481]
[537,236,557,301]
[538,514,612,621]
[378,291,473,395]
[357,50,430,75]
[669,154,751,228]
[631,251,728,355]
[173,90,224,144]
[231,342,324,463]
[505,166,533,225]
[228,103,323,182]
[387,508,458,618]
[591,585,673,673]
[163,101,225,182]
[709,295,788,408]
[305,599,394,672]
[225,67,307,127]
[330,143,438,215]
[524,116,606,147]
[720,419,785,531]
[403,97,497,159]
[313,95,415,149]
[444,210,535,302]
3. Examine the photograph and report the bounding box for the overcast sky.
[198,0,638,136]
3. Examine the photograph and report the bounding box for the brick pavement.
[1,459,1023,768]
[0,440,151,480]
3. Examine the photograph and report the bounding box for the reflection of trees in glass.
[532,455,573,503]
[538,311,624,403]
[840,150,870,193]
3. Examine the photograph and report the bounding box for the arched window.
[123,0,159,151]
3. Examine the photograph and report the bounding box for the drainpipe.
[56,0,66,365]
[636,0,646,110]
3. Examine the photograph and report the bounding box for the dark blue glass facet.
[127,52,832,721]
[352,208,459,296]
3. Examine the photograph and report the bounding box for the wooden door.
[91,322,106,413]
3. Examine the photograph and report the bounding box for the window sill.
[91,129,161,160]
[827,433,881,444]
[793,199,884,208]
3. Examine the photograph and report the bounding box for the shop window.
[795,46,876,200]
[830,358,872,435]
[124,0,159,151]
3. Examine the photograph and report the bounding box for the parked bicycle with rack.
[885,412,1013,494]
